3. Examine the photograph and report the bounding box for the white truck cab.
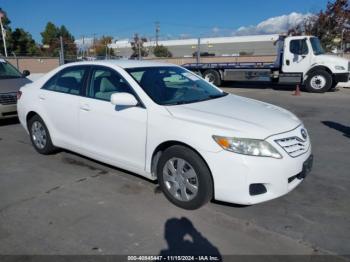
[283,36,349,92]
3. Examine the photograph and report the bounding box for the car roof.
[64,59,177,69]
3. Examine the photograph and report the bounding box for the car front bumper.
[0,103,17,119]
[200,126,312,205]
[334,72,350,83]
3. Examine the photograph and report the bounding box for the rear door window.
[42,66,89,95]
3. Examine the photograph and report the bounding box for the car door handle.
[38,95,46,100]
[286,60,290,66]
[80,104,91,111]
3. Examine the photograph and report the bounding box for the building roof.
[109,34,281,49]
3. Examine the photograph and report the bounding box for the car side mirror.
[110,92,138,107]
[22,70,30,77]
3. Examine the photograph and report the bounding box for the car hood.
[165,94,301,139]
[0,77,31,93]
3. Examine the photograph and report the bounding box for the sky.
[1,0,330,43]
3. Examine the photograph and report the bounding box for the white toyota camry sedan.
[17,60,313,209]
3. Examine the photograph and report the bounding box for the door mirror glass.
[290,39,308,55]
[110,92,138,107]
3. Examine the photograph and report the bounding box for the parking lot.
[0,85,349,258]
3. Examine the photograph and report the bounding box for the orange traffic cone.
[293,84,301,96]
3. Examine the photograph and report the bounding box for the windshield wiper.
[208,92,228,99]
[163,92,228,106]
[163,100,189,105]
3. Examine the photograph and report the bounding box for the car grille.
[0,92,17,105]
[275,136,308,158]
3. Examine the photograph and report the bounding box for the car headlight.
[213,136,282,159]
[335,65,345,70]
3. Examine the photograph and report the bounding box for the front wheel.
[305,69,332,93]
[157,145,213,210]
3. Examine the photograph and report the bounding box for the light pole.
[0,10,8,57]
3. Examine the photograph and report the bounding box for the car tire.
[305,69,332,93]
[157,145,213,210]
[203,69,222,86]
[28,115,57,155]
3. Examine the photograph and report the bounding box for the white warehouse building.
[109,34,281,58]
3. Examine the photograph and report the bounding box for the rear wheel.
[28,115,57,154]
[305,69,332,93]
[203,69,222,86]
[157,145,213,210]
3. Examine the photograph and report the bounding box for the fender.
[303,65,333,83]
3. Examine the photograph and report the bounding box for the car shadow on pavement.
[322,121,350,138]
[211,199,249,208]
[159,217,222,259]
[0,118,19,127]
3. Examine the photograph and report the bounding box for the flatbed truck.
[183,35,349,93]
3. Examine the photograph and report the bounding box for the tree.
[153,45,172,57]
[40,22,60,56]
[59,25,77,58]
[11,28,40,56]
[0,8,42,56]
[40,22,77,57]
[94,35,115,57]
[130,34,148,59]
[290,0,350,51]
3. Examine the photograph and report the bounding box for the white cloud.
[179,33,191,39]
[212,27,220,34]
[234,12,312,36]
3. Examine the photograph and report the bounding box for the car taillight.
[17,91,22,100]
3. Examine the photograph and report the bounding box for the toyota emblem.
[301,128,308,140]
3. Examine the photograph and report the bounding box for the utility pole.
[93,33,97,57]
[134,33,142,60]
[0,11,8,57]
[59,36,64,65]
[196,37,201,64]
[138,38,141,60]
[341,29,345,55]
[155,21,160,46]
[82,35,85,58]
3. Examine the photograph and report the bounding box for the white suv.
[17,60,313,209]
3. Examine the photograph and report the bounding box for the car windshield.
[310,37,325,55]
[0,60,23,79]
[126,66,227,105]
